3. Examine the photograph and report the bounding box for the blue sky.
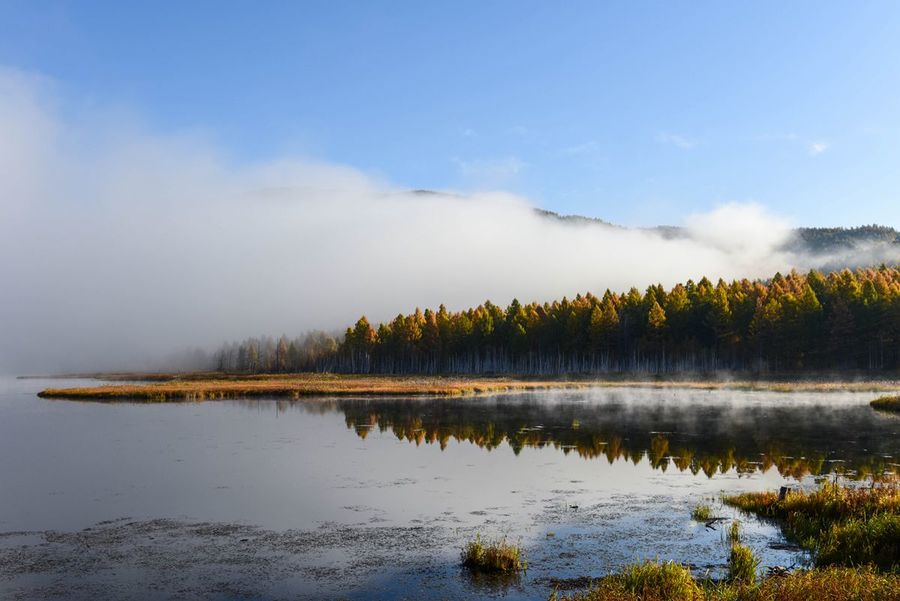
[2,1,899,226]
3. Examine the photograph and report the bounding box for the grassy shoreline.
[871,395,900,412]
[558,482,900,600]
[35,372,900,401]
[37,374,591,400]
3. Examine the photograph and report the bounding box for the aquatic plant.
[565,560,703,601]
[556,565,900,600]
[725,482,900,570]
[461,535,525,574]
[728,544,760,585]
[721,519,760,585]
[692,504,713,521]
[728,520,742,545]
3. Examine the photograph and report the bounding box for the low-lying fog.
[1,66,897,373]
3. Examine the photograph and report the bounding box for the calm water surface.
[1,377,898,600]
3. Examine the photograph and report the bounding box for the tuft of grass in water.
[618,561,701,601]
[728,543,760,585]
[724,482,900,570]
[728,520,742,544]
[871,395,900,412]
[723,519,759,585]
[556,564,900,601]
[692,504,713,521]
[461,535,525,574]
[558,560,701,601]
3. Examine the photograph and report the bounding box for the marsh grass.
[871,395,900,412]
[552,561,701,601]
[692,504,713,521]
[728,544,760,584]
[557,565,900,601]
[725,482,900,569]
[723,520,760,585]
[37,373,900,401]
[38,374,588,401]
[618,561,702,601]
[461,535,525,574]
[727,520,742,545]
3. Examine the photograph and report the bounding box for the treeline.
[215,266,900,375]
[795,225,899,253]
[213,332,339,373]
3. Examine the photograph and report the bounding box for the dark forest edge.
[208,265,900,376]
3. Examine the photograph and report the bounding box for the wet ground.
[1,378,896,600]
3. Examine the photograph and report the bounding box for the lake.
[1,377,897,600]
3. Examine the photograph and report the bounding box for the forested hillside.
[215,266,900,375]
[538,209,900,260]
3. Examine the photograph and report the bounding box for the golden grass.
[556,565,900,601]
[461,535,526,574]
[37,373,591,401]
[725,482,900,570]
[36,372,900,401]
[871,395,900,411]
[691,504,713,521]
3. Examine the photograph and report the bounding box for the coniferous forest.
[214,266,900,375]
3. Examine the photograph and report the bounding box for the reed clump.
[725,482,900,570]
[871,395,900,412]
[723,520,760,585]
[556,565,900,601]
[691,504,713,521]
[460,535,525,574]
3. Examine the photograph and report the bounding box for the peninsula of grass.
[871,395,900,412]
[35,371,900,401]
[37,374,591,401]
[725,482,900,570]
[461,535,525,574]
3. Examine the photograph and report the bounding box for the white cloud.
[809,141,829,156]
[684,202,792,262]
[752,132,800,142]
[561,140,600,156]
[453,156,525,184]
[657,131,697,150]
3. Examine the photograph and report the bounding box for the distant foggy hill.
[536,209,900,267]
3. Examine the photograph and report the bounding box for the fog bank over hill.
[1,66,898,374]
[538,209,900,271]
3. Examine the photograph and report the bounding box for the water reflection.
[7,381,892,599]
[252,389,900,480]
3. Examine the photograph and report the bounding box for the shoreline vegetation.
[871,395,900,412]
[557,482,900,600]
[37,374,589,400]
[35,372,900,400]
